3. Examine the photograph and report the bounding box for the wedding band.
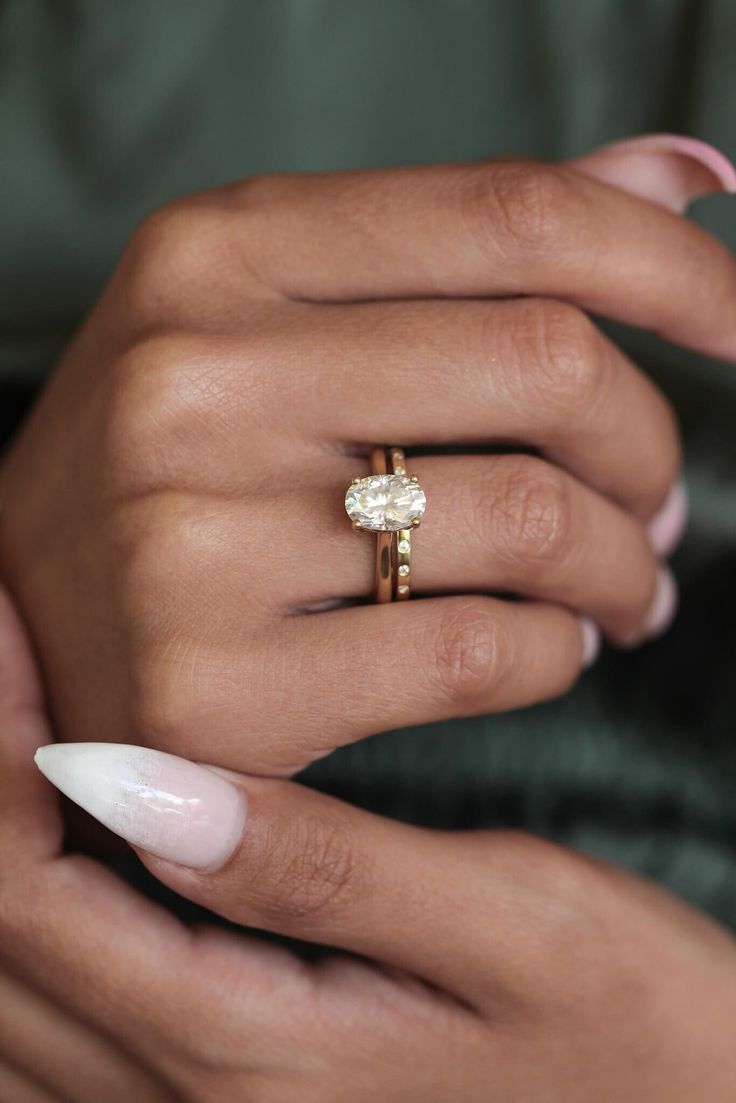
[388,447,413,601]
[344,446,427,603]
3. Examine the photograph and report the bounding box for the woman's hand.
[1,137,734,774]
[3,591,736,1102]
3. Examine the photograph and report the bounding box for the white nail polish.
[645,566,679,638]
[647,480,688,559]
[579,616,602,668]
[34,743,246,870]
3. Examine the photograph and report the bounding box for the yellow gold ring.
[344,446,426,603]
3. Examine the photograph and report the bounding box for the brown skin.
[5,153,736,775]
[1,591,736,1102]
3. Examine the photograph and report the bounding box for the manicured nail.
[571,133,736,212]
[648,480,688,558]
[34,743,246,870]
[645,566,679,638]
[579,616,601,668]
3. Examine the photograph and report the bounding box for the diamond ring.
[345,447,427,602]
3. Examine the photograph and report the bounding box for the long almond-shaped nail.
[571,133,736,212]
[34,743,246,870]
[648,480,688,558]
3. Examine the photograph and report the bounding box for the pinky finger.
[246,597,598,772]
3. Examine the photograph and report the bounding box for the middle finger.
[270,297,680,518]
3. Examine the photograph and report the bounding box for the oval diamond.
[345,474,426,532]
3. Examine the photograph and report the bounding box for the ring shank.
[388,447,412,601]
[370,447,394,603]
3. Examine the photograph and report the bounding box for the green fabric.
[1,1,735,924]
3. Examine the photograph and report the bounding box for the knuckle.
[521,300,609,421]
[120,200,233,323]
[477,834,610,1008]
[493,458,575,567]
[470,161,578,256]
[431,598,507,709]
[126,642,201,758]
[249,809,361,927]
[103,335,214,491]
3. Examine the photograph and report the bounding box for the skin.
[1,141,735,1096]
[2,591,736,1102]
[2,147,736,778]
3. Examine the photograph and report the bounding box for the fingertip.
[645,566,679,639]
[34,743,248,872]
[648,480,688,558]
[579,617,602,668]
[572,132,736,213]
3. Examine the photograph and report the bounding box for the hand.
[2,136,734,774]
[3,591,736,1102]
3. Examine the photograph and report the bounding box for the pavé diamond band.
[344,446,427,602]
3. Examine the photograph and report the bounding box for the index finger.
[219,159,736,360]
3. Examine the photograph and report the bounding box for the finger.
[325,453,667,644]
[0,1061,58,1103]
[0,595,318,1072]
[0,586,61,865]
[220,159,736,360]
[32,742,576,1005]
[262,297,680,518]
[140,596,592,773]
[0,970,173,1103]
[0,851,317,1079]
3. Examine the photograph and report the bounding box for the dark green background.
[1,1,735,925]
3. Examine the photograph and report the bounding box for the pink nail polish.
[572,133,736,212]
[604,134,736,193]
[645,567,679,638]
[648,480,688,558]
[579,617,601,667]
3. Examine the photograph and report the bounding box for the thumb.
[33,740,536,1004]
[569,132,736,213]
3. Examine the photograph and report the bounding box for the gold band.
[387,447,413,600]
[370,446,393,603]
[346,445,424,604]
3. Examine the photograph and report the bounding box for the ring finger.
[320,452,667,644]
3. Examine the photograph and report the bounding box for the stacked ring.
[344,447,427,603]
[387,447,413,601]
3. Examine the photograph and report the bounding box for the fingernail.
[645,566,679,638]
[34,743,246,870]
[579,616,601,668]
[571,133,736,213]
[648,480,688,558]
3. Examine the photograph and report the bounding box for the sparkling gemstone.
[397,539,411,554]
[345,474,426,532]
[398,564,410,577]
